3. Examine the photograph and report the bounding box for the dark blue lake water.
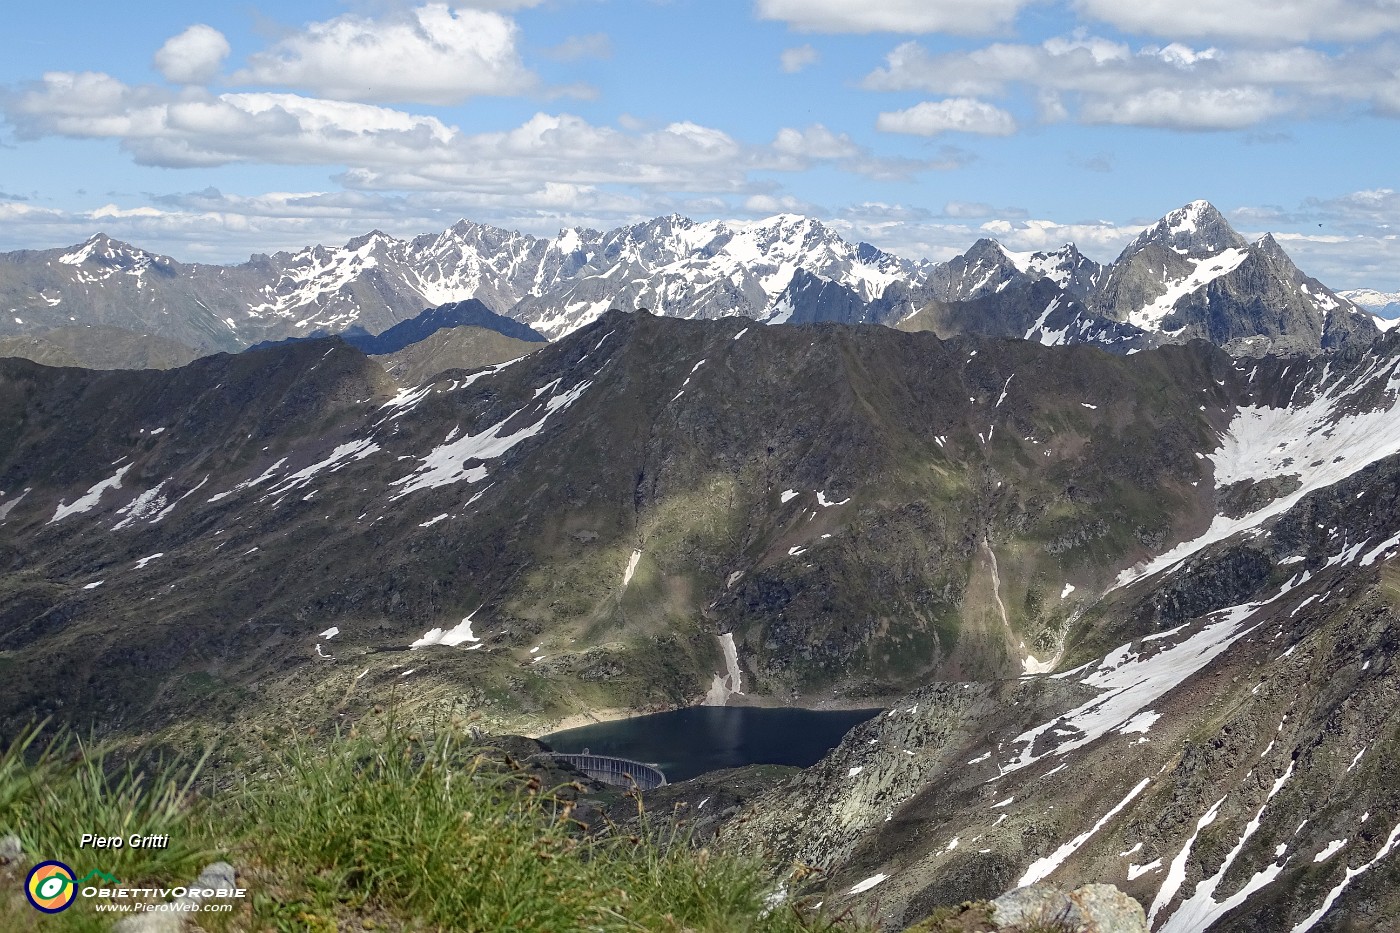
[542,706,882,782]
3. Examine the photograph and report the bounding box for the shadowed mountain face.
[372,325,541,386]
[895,278,1153,352]
[246,298,547,355]
[0,202,1378,357]
[5,311,1400,930]
[0,325,201,370]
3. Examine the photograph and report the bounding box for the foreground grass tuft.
[232,723,847,931]
[0,721,215,930]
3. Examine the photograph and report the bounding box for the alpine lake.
[542,706,883,783]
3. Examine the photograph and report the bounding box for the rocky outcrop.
[903,884,1148,932]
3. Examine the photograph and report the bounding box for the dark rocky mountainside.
[0,311,1238,730]
[5,311,1400,929]
[358,298,546,350]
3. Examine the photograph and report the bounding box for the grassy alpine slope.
[0,720,861,932]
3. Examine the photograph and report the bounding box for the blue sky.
[2,0,1400,292]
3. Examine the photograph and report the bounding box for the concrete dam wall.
[552,752,667,790]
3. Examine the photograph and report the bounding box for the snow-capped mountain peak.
[998,242,1102,292]
[53,233,168,293]
[59,233,157,267]
[501,213,926,336]
[1121,199,1248,259]
[1086,202,1377,350]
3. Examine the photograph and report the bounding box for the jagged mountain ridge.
[0,201,1377,356]
[6,313,1400,928]
[895,278,1153,353]
[922,202,1376,354]
[0,215,923,352]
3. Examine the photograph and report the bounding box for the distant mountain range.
[0,200,1385,356]
[1339,287,1400,326]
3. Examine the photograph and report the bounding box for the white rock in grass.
[0,834,21,861]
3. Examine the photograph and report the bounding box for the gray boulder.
[992,882,1148,933]
[111,861,238,932]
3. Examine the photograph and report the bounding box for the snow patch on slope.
[1118,352,1400,588]
[705,632,744,705]
[51,464,133,523]
[412,609,483,649]
[1128,248,1249,332]
[1018,778,1151,887]
[390,380,591,498]
[1006,596,1282,774]
[1290,821,1400,932]
[266,439,381,497]
[1156,764,1295,932]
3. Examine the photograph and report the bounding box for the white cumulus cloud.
[743,193,817,215]
[766,124,963,179]
[863,35,1400,131]
[780,45,820,73]
[1074,0,1400,43]
[756,0,1031,35]
[771,124,859,159]
[876,98,1017,136]
[3,66,957,200]
[154,25,231,85]
[1080,86,1287,129]
[235,3,537,104]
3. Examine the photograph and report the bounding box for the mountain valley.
[4,202,1400,930]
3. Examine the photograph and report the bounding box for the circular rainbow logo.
[26,860,77,913]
